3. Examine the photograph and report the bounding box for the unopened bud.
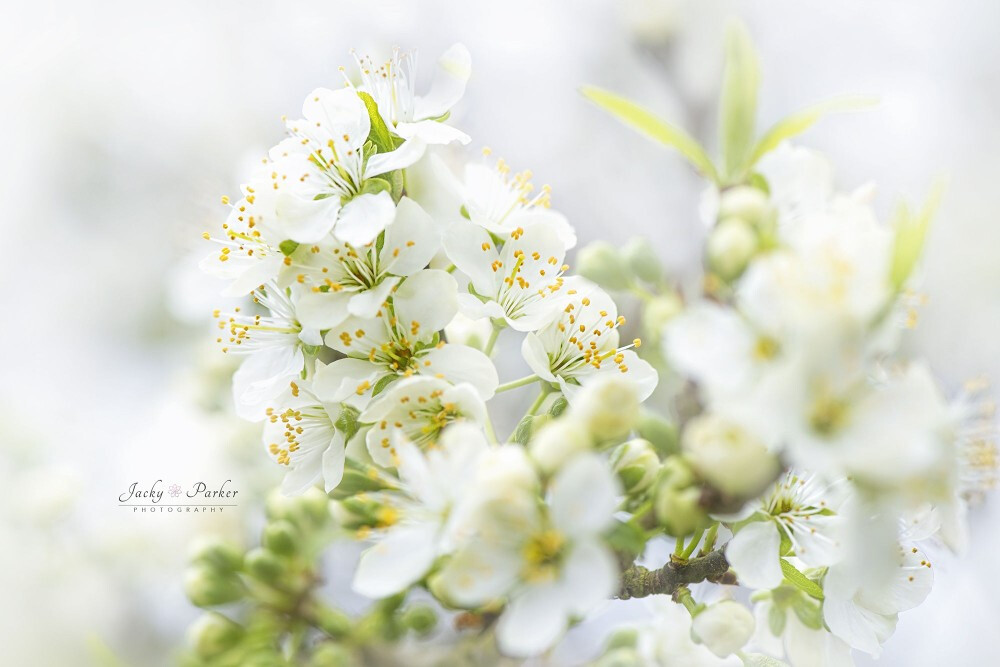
[444,312,494,352]
[622,237,663,283]
[401,604,438,635]
[188,537,243,573]
[263,520,298,555]
[571,376,640,442]
[188,612,244,658]
[654,458,709,537]
[184,565,245,607]
[707,217,758,281]
[610,439,660,494]
[691,600,755,657]
[642,293,683,339]
[577,242,633,290]
[297,486,333,525]
[683,414,780,498]
[530,419,592,474]
[636,411,679,457]
[244,547,284,581]
[310,642,354,667]
[719,185,771,226]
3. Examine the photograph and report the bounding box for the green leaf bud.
[576,241,633,291]
[188,612,244,659]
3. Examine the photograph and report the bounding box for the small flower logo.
[167,483,182,498]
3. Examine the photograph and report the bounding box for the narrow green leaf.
[371,374,399,397]
[779,558,824,600]
[750,96,879,166]
[719,19,761,182]
[768,603,786,636]
[357,91,395,153]
[889,181,945,290]
[580,85,719,183]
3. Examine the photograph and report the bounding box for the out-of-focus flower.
[691,600,755,658]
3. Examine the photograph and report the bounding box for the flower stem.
[680,528,705,560]
[525,385,552,418]
[496,375,540,393]
[483,412,499,446]
[483,324,502,356]
[700,523,719,556]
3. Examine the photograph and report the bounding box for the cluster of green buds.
[705,184,777,285]
[181,488,437,666]
[575,237,683,353]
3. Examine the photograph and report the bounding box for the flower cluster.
[191,28,997,667]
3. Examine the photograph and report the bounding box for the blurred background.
[1,0,998,664]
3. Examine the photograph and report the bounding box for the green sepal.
[279,240,299,256]
[779,558,825,600]
[371,374,399,398]
[335,404,362,442]
[768,603,787,636]
[605,520,648,556]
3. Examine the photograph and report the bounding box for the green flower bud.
[636,411,679,457]
[529,419,592,474]
[263,520,298,555]
[571,376,640,443]
[265,490,296,521]
[184,565,245,607]
[653,458,709,537]
[605,627,639,650]
[642,293,683,340]
[401,604,438,636]
[719,185,772,226]
[577,241,633,290]
[682,414,780,498]
[594,647,643,667]
[297,487,333,525]
[610,439,660,495]
[707,217,758,281]
[309,642,354,667]
[188,537,244,573]
[188,612,244,658]
[622,237,663,283]
[244,547,284,581]
[312,604,353,639]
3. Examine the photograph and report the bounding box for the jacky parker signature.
[119,480,238,512]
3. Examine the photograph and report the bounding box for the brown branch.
[616,549,732,599]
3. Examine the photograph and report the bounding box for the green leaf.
[791,596,825,630]
[329,459,394,500]
[580,85,719,183]
[719,19,761,183]
[605,520,648,555]
[357,91,395,153]
[768,603,786,637]
[512,414,536,445]
[360,178,392,197]
[549,396,569,417]
[750,96,879,166]
[371,374,399,398]
[279,240,299,256]
[335,404,362,442]
[779,558,824,600]
[889,181,945,290]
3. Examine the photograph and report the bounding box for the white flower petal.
[322,433,347,492]
[275,193,341,243]
[294,290,353,330]
[420,344,499,400]
[443,222,498,296]
[312,357,381,403]
[521,333,557,382]
[413,43,471,120]
[549,454,620,538]
[496,584,567,658]
[347,276,400,318]
[334,191,396,246]
[393,269,458,336]
[433,541,521,607]
[822,597,884,656]
[383,197,441,276]
[365,138,427,176]
[726,521,783,590]
[395,119,470,145]
[558,539,618,615]
[352,522,438,598]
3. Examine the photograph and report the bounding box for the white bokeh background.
[1,1,997,664]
